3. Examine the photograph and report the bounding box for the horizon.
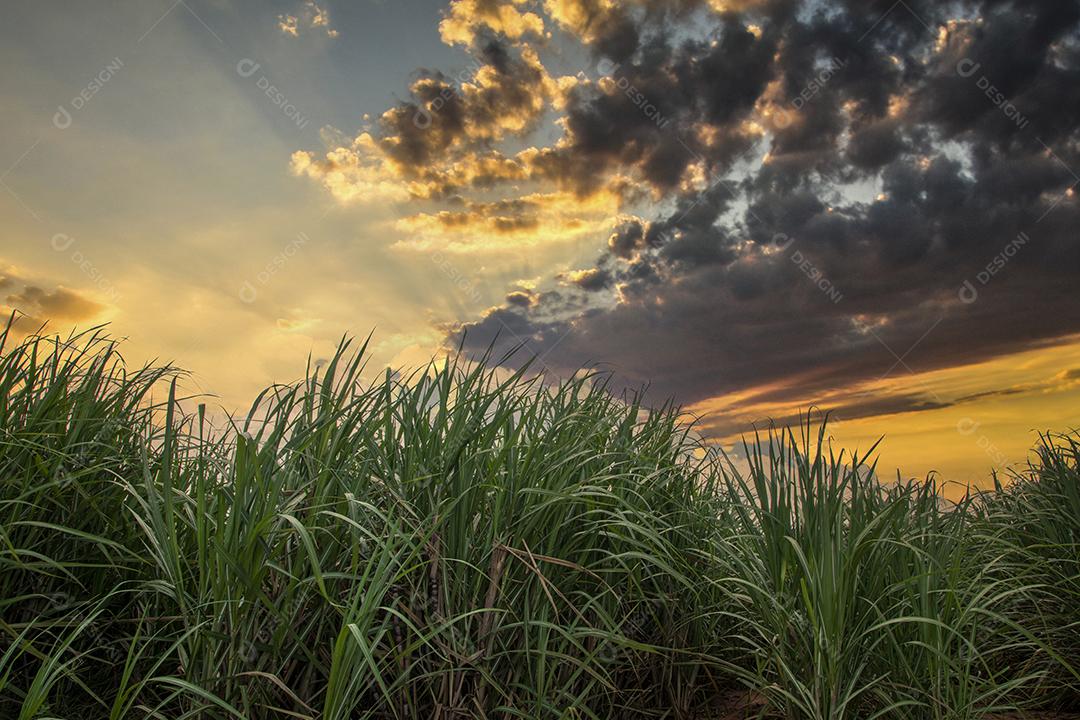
[3,0,1079,487]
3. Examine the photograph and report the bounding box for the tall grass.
[0,322,1077,719]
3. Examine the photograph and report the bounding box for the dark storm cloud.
[607,219,647,258]
[915,1,1080,146]
[846,118,908,170]
[447,0,1080,425]
[373,36,557,175]
[517,14,777,197]
[378,72,466,169]
[696,393,955,439]
[505,290,537,307]
[284,0,1079,424]
[673,16,779,127]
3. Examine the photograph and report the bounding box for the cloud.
[692,391,955,440]
[558,267,610,290]
[278,0,339,39]
[392,190,622,252]
[0,262,108,334]
[291,40,584,207]
[1057,368,1080,383]
[294,0,1080,432]
[440,0,546,46]
[290,135,413,203]
[6,286,103,321]
[506,289,537,307]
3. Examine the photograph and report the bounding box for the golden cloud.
[542,0,617,42]
[393,189,622,252]
[290,135,413,204]
[440,0,546,46]
[278,0,339,39]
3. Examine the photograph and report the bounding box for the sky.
[2,0,1079,489]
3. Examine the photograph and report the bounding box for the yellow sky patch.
[688,337,1080,488]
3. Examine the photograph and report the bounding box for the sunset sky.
[3,0,1079,487]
